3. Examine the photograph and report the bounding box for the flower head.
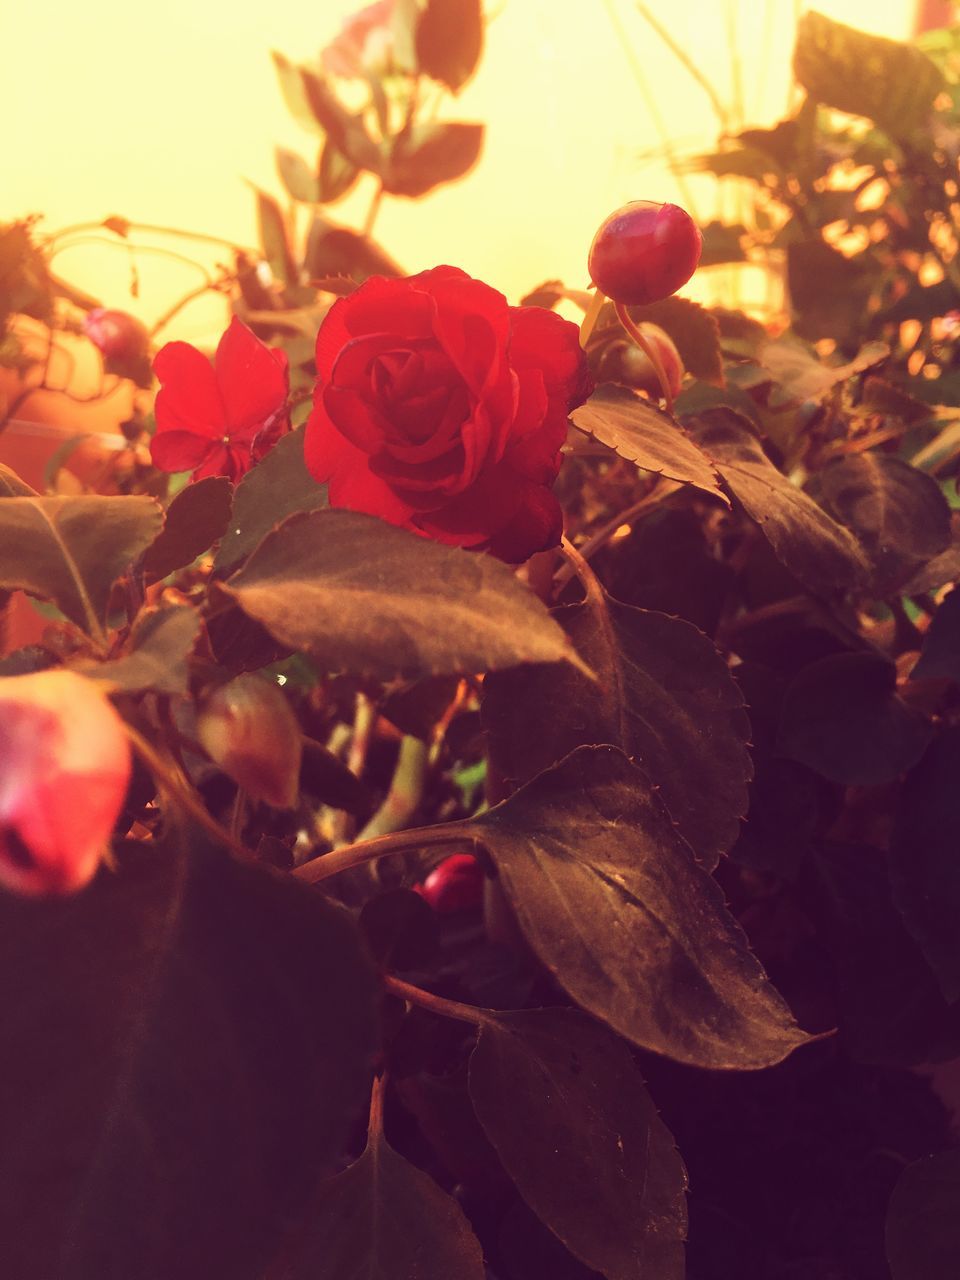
[321,0,397,79]
[304,266,592,563]
[0,670,131,897]
[150,317,290,483]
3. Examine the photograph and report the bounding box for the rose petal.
[485,481,563,562]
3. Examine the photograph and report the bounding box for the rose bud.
[415,853,484,914]
[601,323,685,401]
[197,674,302,810]
[84,308,149,362]
[588,200,702,306]
[0,669,132,897]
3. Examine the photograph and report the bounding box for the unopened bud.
[197,674,302,809]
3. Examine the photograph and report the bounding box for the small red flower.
[0,670,131,897]
[150,317,291,483]
[305,266,592,563]
[322,0,397,79]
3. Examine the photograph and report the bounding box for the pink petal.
[214,318,289,437]
[153,341,226,435]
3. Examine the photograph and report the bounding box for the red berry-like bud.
[612,323,685,400]
[0,670,131,896]
[197,674,302,810]
[416,853,484,915]
[588,201,702,306]
[84,308,150,363]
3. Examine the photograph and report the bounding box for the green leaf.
[818,453,951,592]
[469,1009,687,1280]
[278,1122,485,1279]
[222,509,588,680]
[384,122,484,198]
[271,50,324,133]
[0,494,162,636]
[696,219,748,267]
[786,239,874,341]
[760,337,889,404]
[483,594,752,869]
[687,146,777,182]
[73,604,201,696]
[891,729,960,1004]
[415,0,484,92]
[276,147,320,204]
[213,426,326,575]
[793,11,945,138]
[570,383,728,505]
[912,586,960,683]
[251,186,298,285]
[317,137,361,204]
[143,475,233,583]
[299,68,382,172]
[629,296,725,387]
[692,410,870,594]
[469,745,814,1068]
[304,215,405,283]
[777,652,932,786]
[886,1149,960,1280]
[0,827,379,1280]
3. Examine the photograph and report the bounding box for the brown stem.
[579,287,606,348]
[382,973,493,1027]
[614,301,675,414]
[363,183,385,239]
[558,534,606,610]
[294,821,475,885]
[553,478,680,594]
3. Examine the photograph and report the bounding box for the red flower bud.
[0,670,131,897]
[197,674,302,810]
[416,853,484,914]
[588,201,702,307]
[84,308,150,363]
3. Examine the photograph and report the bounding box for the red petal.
[153,341,225,435]
[215,318,289,437]
[150,428,216,474]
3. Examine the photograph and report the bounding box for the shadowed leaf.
[469,746,814,1068]
[469,1008,687,1280]
[143,476,233,583]
[74,604,201,697]
[385,122,484,198]
[886,1149,960,1280]
[416,0,483,91]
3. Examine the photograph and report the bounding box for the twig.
[382,974,494,1027]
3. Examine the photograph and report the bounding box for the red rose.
[0,670,131,897]
[150,317,290,483]
[304,266,592,562]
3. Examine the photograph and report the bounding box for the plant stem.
[357,735,429,842]
[553,477,680,594]
[559,534,606,610]
[367,1070,387,1141]
[123,721,250,861]
[382,973,494,1027]
[294,820,474,885]
[614,301,675,413]
[579,287,606,348]
[363,182,385,239]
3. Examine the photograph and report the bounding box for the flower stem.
[553,478,680,594]
[579,287,606,348]
[357,735,429,842]
[382,973,494,1027]
[294,820,475,885]
[614,301,675,414]
[559,534,606,610]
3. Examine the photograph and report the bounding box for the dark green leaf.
[416,0,484,92]
[912,587,960,683]
[692,411,870,595]
[359,889,439,970]
[786,239,873,341]
[213,426,326,574]
[819,454,951,592]
[809,843,960,1066]
[0,645,55,676]
[469,1009,687,1280]
[628,296,725,386]
[886,1149,960,1280]
[143,475,233,583]
[0,828,379,1280]
[277,1125,485,1280]
[0,493,162,634]
[687,146,777,182]
[384,122,484,198]
[760,337,888,404]
[301,735,372,815]
[698,219,749,267]
[317,137,361,204]
[223,509,587,680]
[252,186,298,285]
[891,729,960,1004]
[304,215,405,283]
[778,652,932,785]
[674,380,762,428]
[794,11,945,138]
[879,279,960,324]
[469,746,814,1068]
[299,68,382,172]
[276,147,320,204]
[570,383,729,505]
[483,594,752,869]
[73,604,201,696]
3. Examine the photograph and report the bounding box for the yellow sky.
[4,0,914,345]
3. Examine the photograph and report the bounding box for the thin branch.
[382,974,494,1027]
[633,1,730,129]
[294,821,476,885]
